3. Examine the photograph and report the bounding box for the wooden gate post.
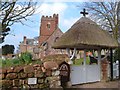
[98,49,101,80]
[84,49,87,83]
[118,59,120,80]
[110,48,113,81]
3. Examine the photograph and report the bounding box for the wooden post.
[119,58,120,80]
[98,49,101,80]
[84,49,87,83]
[98,49,101,66]
[84,49,86,66]
[110,48,113,81]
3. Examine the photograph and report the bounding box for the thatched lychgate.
[52,16,119,85]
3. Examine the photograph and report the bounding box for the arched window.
[54,37,59,42]
[41,41,48,51]
[42,42,47,46]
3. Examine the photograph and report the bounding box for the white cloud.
[35,2,79,33]
[60,17,79,32]
[17,0,103,3]
[35,2,80,33]
[0,2,81,52]
[35,3,68,16]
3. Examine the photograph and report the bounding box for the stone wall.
[0,63,61,89]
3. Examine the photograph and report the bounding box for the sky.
[0,1,86,52]
[1,0,119,52]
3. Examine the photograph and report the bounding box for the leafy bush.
[12,59,20,65]
[12,58,24,65]
[0,58,28,68]
[0,59,4,67]
[19,52,32,64]
[114,48,120,61]
[0,59,13,67]
[0,52,40,67]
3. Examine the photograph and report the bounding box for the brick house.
[19,14,63,59]
[19,36,39,59]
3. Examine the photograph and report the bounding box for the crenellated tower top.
[39,14,59,36]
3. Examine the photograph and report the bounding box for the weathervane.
[80,8,88,17]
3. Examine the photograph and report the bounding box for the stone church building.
[19,14,63,59]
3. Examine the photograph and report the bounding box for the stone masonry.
[0,61,62,89]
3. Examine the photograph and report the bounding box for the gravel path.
[70,80,120,88]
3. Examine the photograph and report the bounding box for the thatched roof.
[52,17,118,50]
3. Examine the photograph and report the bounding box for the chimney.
[23,36,27,45]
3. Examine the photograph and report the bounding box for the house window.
[47,22,50,30]
[54,37,59,42]
[41,41,48,51]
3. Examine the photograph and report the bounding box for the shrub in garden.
[19,52,32,64]
[114,48,120,61]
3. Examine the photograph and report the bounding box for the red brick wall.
[39,14,58,36]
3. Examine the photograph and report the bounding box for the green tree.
[2,44,15,55]
[114,48,120,61]
[0,0,41,43]
[81,2,120,40]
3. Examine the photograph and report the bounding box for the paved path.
[70,80,120,88]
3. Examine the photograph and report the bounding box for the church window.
[47,22,51,30]
[54,37,59,42]
[41,41,48,51]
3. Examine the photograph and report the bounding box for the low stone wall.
[0,63,61,88]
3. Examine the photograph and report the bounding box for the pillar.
[98,49,101,81]
[110,48,113,81]
[84,49,87,82]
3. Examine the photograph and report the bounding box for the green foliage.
[2,44,15,55]
[73,57,90,65]
[0,59,3,67]
[0,58,24,68]
[1,1,37,43]
[19,52,32,64]
[32,60,43,65]
[12,58,24,65]
[114,48,120,61]
[0,52,43,67]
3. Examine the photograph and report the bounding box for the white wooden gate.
[113,60,119,79]
[70,65,100,85]
[70,50,101,85]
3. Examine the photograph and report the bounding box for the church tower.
[39,14,58,45]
